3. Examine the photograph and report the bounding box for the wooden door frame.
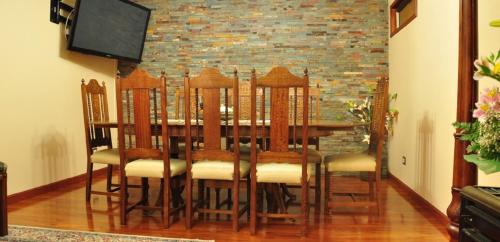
[446,0,478,241]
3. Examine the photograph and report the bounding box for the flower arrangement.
[454,87,500,174]
[454,50,500,174]
[346,93,399,143]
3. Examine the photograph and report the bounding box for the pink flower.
[473,109,485,120]
[472,87,500,122]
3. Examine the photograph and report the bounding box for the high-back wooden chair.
[184,68,249,231]
[323,77,389,214]
[250,67,311,236]
[81,79,120,201]
[116,68,186,228]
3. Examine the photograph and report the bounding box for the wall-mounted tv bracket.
[50,0,74,24]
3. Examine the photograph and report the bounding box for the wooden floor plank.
[7,175,449,241]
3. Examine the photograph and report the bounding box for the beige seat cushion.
[91,148,120,165]
[256,163,312,184]
[324,153,375,172]
[125,159,186,178]
[192,160,250,180]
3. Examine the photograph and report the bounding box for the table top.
[92,119,365,129]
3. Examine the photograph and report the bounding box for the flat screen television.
[68,0,150,63]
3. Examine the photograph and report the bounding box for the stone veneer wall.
[119,0,388,156]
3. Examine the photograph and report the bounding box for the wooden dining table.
[92,119,362,137]
[92,119,364,212]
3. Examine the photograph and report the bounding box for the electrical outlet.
[402,156,407,165]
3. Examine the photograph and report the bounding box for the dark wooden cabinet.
[460,186,500,242]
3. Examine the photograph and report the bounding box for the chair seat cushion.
[324,153,375,172]
[90,148,120,165]
[192,160,250,180]
[256,163,312,184]
[125,159,186,178]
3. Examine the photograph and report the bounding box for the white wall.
[0,1,117,195]
[388,0,458,214]
[388,0,500,215]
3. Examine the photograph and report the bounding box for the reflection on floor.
[8,175,449,242]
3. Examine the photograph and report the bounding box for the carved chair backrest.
[116,69,170,170]
[184,68,240,169]
[81,79,113,153]
[250,67,309,167]
[368,77,389,163]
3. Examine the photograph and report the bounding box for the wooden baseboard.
[388,172,449,227]
[7,167,109,204]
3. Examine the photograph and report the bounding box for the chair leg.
[246,175,251,222]
[156,179,164,207]
[368,172,375,201]
[301,180,309,237]
[206,187,211,220]
[250,178,257,235]
[314,163,321,213]
[106,164,113,192]
[164,177,171,228]
[215,188,221,221]
[85,162,93,202]
[172,177,183,219]
[120,176,128,225]
[257,183,263,221]
[375,176,381,216]
[141,177,149,205]
[232,179,239,232]
[198,180,205,220]
[324,166,330,215]
[186,174,193,229]
[227,188,232,221]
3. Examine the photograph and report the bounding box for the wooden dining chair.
[323,77,389,214]
[250,67,311,236]
[184,68,249,231]
[81,79,120,201]
[116,68,186,228]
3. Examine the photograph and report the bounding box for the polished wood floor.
[8,174,449,241]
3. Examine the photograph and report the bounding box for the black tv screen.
[68,0,150,63]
